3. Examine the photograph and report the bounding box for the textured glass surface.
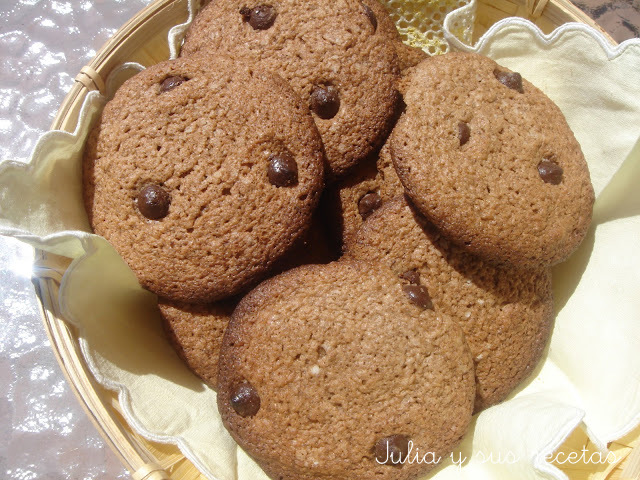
[0,1,148,478]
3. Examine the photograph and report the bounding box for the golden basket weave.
[40,1,637,479]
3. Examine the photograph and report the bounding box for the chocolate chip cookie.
[181,0,400,179]
[217,260,475,479]
[270,211,340,272]
[83,55,324,303]
[159,298,237,390]
[361,0,429,71]
[391,51,594,268]
[347,196,554,410]
[160,214,336,390]
[326,139,404,249]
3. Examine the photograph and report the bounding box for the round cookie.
[160,216,336,391]
[218,260,475,480]
[83,55,324,303]
[361,0,429,71]
[270,211,340,272]
[326,139,404,248]
[395,42,429,72]
[159,298,236,390]
[181,0,400,179]
[346,196,554,411]
[391,51,594,268]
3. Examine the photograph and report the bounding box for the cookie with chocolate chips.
[391,51,594,268]
[159,298,237,390]
[160,214,336,391]
[361,0,429,71]
[347,196,554,411]
[83,55,324,303]
[217,260,475,480]
[326,138,404,249]
[181,0,400,179]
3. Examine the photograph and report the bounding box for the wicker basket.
[39,1,636,479]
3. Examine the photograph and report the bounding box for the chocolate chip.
[399,270,420,285]
[230,381,261,417]
[310,85,340,119]
[268,152,298,187]
[458,122,470,146]
[160,76,186,93]
[538,159,563,185]
[493,69,524,93]
[402,284,433,310]
[137,184,170,220]
[240,4,277,30]
[374,434,410,466]
[362,3,377,32]
[358,192,382,220]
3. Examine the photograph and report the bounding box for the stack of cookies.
[82,1,594,479]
